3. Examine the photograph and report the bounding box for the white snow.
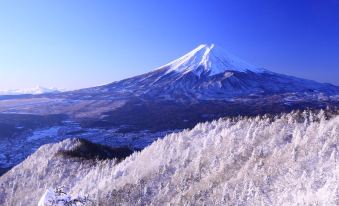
[38,188,70,206]
[158,44,265,76]
[38,188,89,206]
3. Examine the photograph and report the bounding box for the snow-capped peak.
[160,44,264,76]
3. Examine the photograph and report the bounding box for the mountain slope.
[0,111,338,205]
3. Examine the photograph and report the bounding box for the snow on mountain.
[0,86,62,95]
[1,110,338,205]
[159,44,265,75]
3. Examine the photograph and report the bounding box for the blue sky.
[0,0,339,90]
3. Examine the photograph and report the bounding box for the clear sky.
[0,0,339,90]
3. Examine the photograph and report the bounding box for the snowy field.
[0,110,338,205]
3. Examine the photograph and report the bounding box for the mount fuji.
[54,44,339,102]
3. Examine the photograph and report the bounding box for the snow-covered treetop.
[159,44,265,76]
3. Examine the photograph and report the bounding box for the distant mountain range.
[0,86,61,95]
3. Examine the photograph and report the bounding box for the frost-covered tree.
[38,187,92,206]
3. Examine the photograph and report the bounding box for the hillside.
[0,110,338,205]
